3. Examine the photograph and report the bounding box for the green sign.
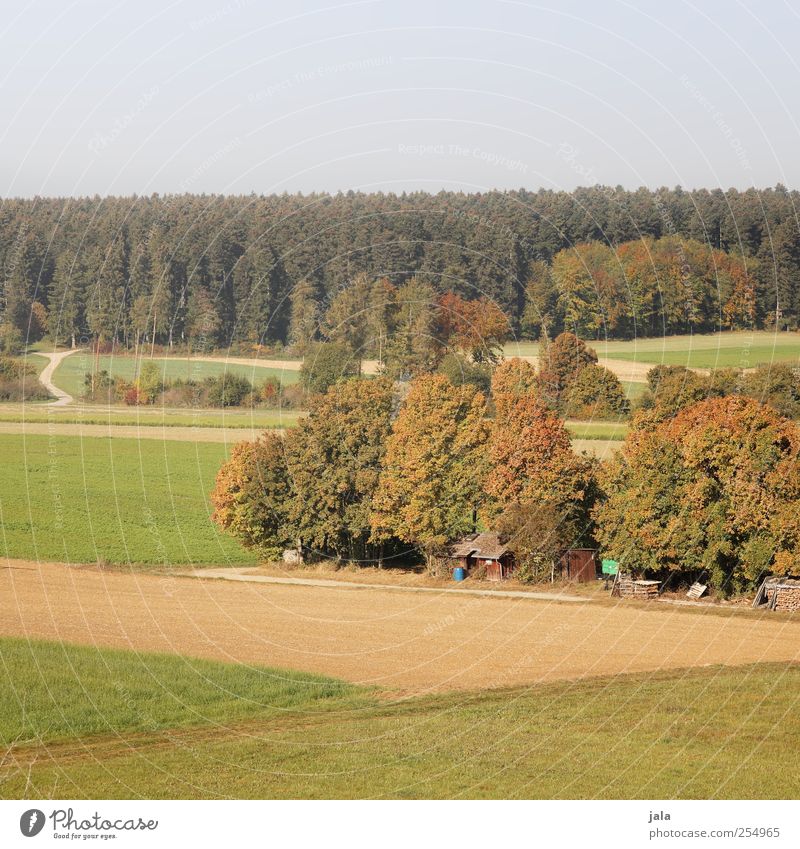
[601,559,619,575]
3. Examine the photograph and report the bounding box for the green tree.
[136,360,164,404]
[289,279,321,354]
[300,341,359,394]
[322,272,372,359]
[538,331,598,410]
[563,363,630,419]
[383,277,440,378]
[284,377,394,560]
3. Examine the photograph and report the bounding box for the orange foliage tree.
[486,367,596,536]
[437,292,510,363]
[594,396,800,593]
[210,431,293,558]
[370,374,489,564]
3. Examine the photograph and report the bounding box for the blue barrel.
[453,567,466,582]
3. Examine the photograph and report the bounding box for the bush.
[124,386,141,406]
[137,361,164,404]
[0,357,50,401]
[260,375,282,405]
[563,363,630,419]
[204,373,253,407]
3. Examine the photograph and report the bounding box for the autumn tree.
[486,369,595,532]
[437,293,511,363]
[594,396,800,593]
[211,431,294,558]
[285,377,394,560]
[371,374,489,564]
[489,357,539,400]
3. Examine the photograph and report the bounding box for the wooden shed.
[450,532,516,581]
[559,548,599,583]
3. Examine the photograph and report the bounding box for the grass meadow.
[0,405,302,429]
[1,637,797,799]
[504,330,800,369]
[52,352,300,399]
[0,433,255,565]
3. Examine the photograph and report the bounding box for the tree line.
[212,335,800,595]
[1,186,797,354]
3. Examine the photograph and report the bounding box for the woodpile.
[753,578,800,611]
[611,574,660,600]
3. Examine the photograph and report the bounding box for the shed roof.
[451,532,509,560]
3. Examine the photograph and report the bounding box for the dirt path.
[37,349,83,405]
[516,355,706,383]
[2,561,798,695]
[186,567,590,602]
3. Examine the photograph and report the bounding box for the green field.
[565,420,628,440]
[1,638,797,799]
[0,433,255,565]
[505,331,800,369]
[0,405,302,429]
[52,353,300,399]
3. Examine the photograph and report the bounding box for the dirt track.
[1,561,799,695]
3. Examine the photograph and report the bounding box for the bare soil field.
[2,561,799,695]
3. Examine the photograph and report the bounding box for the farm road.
[37,349,84,405]
[2,561,799,695]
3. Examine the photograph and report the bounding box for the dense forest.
[1,185,799,352]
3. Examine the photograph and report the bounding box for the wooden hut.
[558,548,599,583]
[450,532,515,581]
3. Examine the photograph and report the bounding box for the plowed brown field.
[2,561,799,695]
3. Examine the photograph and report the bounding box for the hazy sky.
[2,0,799,197]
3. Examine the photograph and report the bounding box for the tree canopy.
[594,396,800,593]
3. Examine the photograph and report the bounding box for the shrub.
[124,386,141,406]
[0,357,50,401]
[204,373,253,407]
[563,363,630,419]
[137,361,164,404]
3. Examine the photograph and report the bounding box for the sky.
[1,0,799,197]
